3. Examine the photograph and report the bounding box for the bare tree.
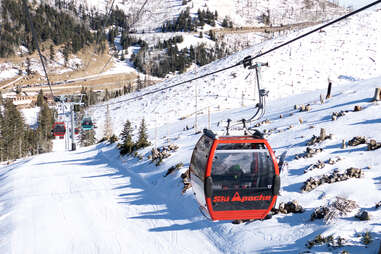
[103,105,113,139]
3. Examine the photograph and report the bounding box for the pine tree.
[1,99,25,160]
[63,43,70,67]
[89,89,98,105]
[119,120,134,155]
[136,76,143,91]
[36,89,44,106]
[80,86,88,106]
[80,129,96,147]
[49,44,55,61]
[36,101,54,153]
[104,89,110,101]
[26,57,32,75]
[222,17,229,28]
[136,118,150,149]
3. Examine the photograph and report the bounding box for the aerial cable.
[97,0,117,72]
[84,0,116,70]
[22,0,54,99]
[92,0,381,109]
[243,0,381,64]
[96,0,116,50]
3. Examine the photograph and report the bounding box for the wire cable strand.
[22,0,54,99]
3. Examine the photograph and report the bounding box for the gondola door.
[205,137,279,221]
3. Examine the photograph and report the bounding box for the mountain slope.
[90,9,381,139]
[1,75,381,253]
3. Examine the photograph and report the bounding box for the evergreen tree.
[36,101,54,153]
[136,76,143,91]
[104,89,110,101]
[89,89,98,105]
[80,129,96,147]
[80,86,89,107]
[49,44,55,61]
[26,57,32,75]
[119,120,134,155]
[222,17,228,27]
[136,118,150,149]
[1,99,26,160]
[36,89,44,106]
[63,43,70,67]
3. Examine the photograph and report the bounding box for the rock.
[375,201,381,209]
[305,160,325,173]
[302,168,362,192]
[355,211,370,221]
[311,206,329,221]
[354,105,362,112]
[277,201,304,214]
[348,136,366,146]
[368,139,381,151]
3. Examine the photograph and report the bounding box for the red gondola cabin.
[190,129,280,221]
[52,122,66,138]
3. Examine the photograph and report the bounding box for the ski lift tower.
[70,94,85,151]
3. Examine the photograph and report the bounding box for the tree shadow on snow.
[79,145,220,232]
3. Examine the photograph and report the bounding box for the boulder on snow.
[348,136,366,146]
[355,210,370,221]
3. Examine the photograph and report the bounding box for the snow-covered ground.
[1,74,381,253]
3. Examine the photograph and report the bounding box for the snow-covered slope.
[1,75,381,253]
[90,9,381,140]
[80,0,345,29]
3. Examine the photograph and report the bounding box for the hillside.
[0,0,347,97]
[1,73,381,254]
[89,9,381,139]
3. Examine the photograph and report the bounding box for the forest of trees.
[0,91,54,162]
[161,8,218,32]
[0,0,133,58]
[119,118,150,156]
[132,36,231,78]
[1,0,231,79]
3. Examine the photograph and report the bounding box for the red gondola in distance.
[190,129,280,221]
[52,122,66,137]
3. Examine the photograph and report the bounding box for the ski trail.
[0,144,218,254]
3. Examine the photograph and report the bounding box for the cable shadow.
[331,146,367,154]
[351,118,381,125]
[309,97,371,114]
